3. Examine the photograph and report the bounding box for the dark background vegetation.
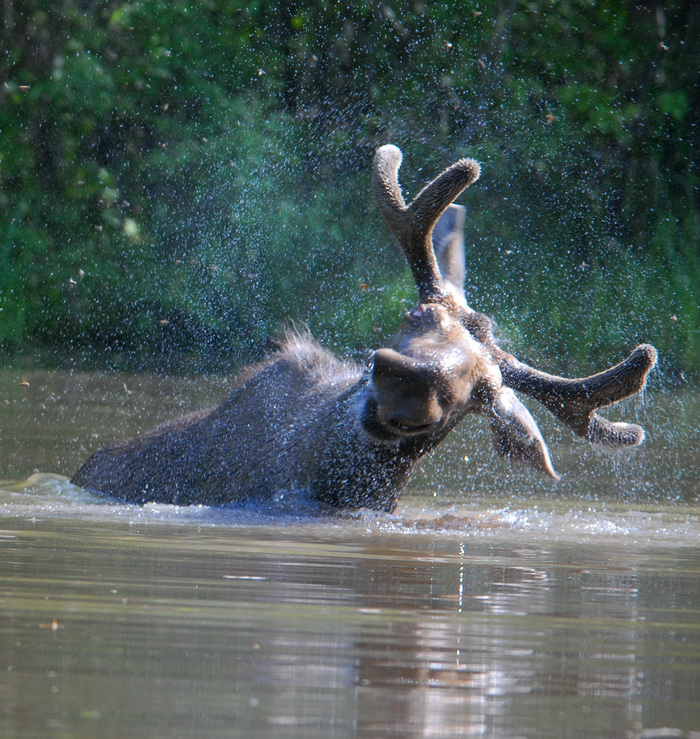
[1,0,698,379]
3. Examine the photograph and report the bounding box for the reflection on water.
[1,517,699,738]
[0,368,699,737]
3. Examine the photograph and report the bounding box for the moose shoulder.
[72,146,657,512]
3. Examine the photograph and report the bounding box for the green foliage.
[1,0,698,378]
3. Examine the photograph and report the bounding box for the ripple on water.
[0,473,697,547]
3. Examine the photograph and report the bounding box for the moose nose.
[372,348,449,436]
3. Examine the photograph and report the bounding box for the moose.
[72,145,657,512]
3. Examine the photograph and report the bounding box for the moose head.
[362,144,657,481]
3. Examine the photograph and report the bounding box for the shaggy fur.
[72,331,439,511]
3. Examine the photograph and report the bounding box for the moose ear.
[487,387,560,480]
[432,204,467,307]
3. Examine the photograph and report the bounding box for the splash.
[2,473,696,548]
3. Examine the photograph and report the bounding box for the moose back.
[72,146,657,512]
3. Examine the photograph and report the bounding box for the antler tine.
[499,343,658,447]
[373,145,480,305]
[460,312,657,446]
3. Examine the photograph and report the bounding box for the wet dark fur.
[72,331,443,511]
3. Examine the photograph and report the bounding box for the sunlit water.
[1,368,699,738]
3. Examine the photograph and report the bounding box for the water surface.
[0,368,698,738]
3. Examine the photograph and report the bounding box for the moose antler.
[372,145,480,305]
[499,344,657,447]
[461,301,657,450]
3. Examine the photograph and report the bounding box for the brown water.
[1,368,699,738]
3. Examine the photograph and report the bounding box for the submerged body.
[72,333,444,512]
